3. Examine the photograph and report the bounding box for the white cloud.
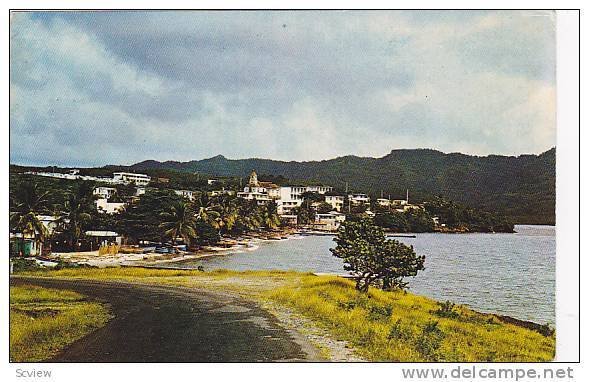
[10,11,556,166]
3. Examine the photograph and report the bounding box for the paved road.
[10,276,320,362]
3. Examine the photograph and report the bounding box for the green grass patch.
[10,285,112,362]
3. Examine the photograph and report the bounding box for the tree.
[117,189,180,243]
[292,206,315,225]
[194,192,221,228]
[316,202,334,214]
[330,219,425,292]
[159,201,197,249]
[260,200,281,229]
[10,181,51,256]
[374,212,409,232]
[56,182,96,251]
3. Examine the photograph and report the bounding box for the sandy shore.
[49,229,303,268]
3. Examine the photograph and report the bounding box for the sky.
[10,10,556,167]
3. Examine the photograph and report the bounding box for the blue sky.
[10,11,556,167]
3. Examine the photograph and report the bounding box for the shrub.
[434,300,460,319]
[415,320,446,361]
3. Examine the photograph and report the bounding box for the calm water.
[170,225,555,324]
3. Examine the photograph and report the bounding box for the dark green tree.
[56,182,96,250]
[330,219,425,292]
[9,181,51,255]
[159,201,197,249]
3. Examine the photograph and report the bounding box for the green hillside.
[130,148,555,225]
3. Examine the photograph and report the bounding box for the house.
[112,172,151,186]
[96,198,125,214]
[157,177,170,183]
[174,189,196,201]
[237,171,273,205]
[280,214,298,226]
[377,198,391,207]
[237,170,334,213]
[277,185,333,215]
[313,211,346,231]
[348,193,370,205]
[10,233,41,256]
[94,186,117,199]
[325,195,345,212]
[208,189,235,197]
[85,230,122,248]
[135,187,146,196]
[9,214,62,256]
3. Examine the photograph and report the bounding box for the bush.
[11,258,41,272]
[415,320,446,361]
[434,300,460,319]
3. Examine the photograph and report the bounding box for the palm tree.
[261,201,281,230]
[193,192,220,227]
[56,182,96,251]
[211,195,239,234]
[236,200,263,232]
[159,201,197,250]
[10,181,51,256]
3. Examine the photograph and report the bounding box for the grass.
[10,285,112,362]
[15,267,555,362]
[265,275,555,362]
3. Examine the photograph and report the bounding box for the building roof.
[85,230,120,237]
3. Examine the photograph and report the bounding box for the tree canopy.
[331,219,425,292]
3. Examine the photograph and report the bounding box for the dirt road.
[10,276,322,362]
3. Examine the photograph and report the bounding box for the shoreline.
[39,224,547,268]
[10,271,555,362]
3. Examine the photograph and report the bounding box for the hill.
[130,148,556,225]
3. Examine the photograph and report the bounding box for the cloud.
[10,11,555,166]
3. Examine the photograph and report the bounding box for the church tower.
[248,170,259,186]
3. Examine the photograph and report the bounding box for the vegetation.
[371,198,514,233]
[125,148,555,224]
[10,285,111,362]
[9,181,51,255]
[159,201,198,247]
[9,173,283,254]
[331,219,425,291]
[15,268,555,362]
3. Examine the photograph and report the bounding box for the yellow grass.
[265,275,555,361]
[10,285,112,362]
[16,267,555,362]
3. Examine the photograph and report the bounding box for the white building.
[277,185,334,215]
[237,171,275,205]
[112,172,151,186]
[135,187,146,196]
[94,186,117,200]
[237,170,334,213]
[174,190,196,201]
[325,195,345,212]
[348,193,370,205]
[209,189,236,197]
[376,198,391,207]
[313,211,346,231]
[96,198,125,214]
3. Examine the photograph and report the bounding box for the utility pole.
[406,189,409,203]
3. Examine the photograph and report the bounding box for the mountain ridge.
[128,148,556,225]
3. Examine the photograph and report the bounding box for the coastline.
[10,270,555,362]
